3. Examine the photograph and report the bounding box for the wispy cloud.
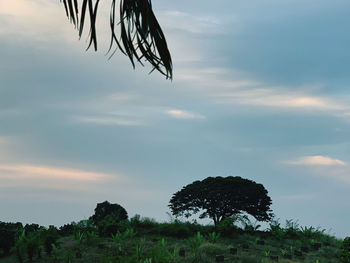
[0,164,115,182]
[167,109,206,120]
[287,155,346,166]
[216,89,343,111]
[285,155,350,184]
[0,0,75,43]
[74,116,144,126]
[175,66,350,116]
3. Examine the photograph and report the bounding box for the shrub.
[216,217,240,237]
[25,232,40,262]
[158,222,192,238]
[268,218,285,240]
[43,226,59,255]
[91,201,128,226]
[59,223,75,236]
[0,221,23,256]
[10,230,26,263]
[150,239,174,263]
[24,224,40,235]
[340,237,350,263]
[97,215,119,237]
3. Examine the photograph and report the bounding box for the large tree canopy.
[169,176,273,225]
[60,0,172,79]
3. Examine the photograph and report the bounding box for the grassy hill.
[0,216,344,263]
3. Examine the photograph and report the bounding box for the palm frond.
[60,0,173,79]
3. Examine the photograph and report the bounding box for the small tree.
[169,176,273,226]
[90,201,128,225]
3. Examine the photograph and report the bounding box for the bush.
[24,224,40,235]
[91,201,128,226]
[97,215,120,237]
[216,217,240,237]
[158,222,192,238]
[25,232,40,261]
[43,226,59,255]
[10,230,26,263]
[59,223,75,236]
[130,216,159,235]
[0,221,23,256]
[340,237,350,263]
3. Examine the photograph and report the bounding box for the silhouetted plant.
[0,221,23,256]
[340,237,350,263]
[91,201,128,227]
[169,176,273,226]
[268,218,285,240]
[216,217,240,237]
[25,232,40,262]
[284,219,300,239]
[43,226,59,255]
[59,223,75,236]
[60,0,173,79]
[10,230,26,263]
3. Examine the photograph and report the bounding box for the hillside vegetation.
[0,215,345,263]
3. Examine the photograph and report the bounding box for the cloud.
[0,0,75,43]
[287,155,346,166]
[74,116,144,126]
[174,65,350,116]
[167,109,206,120]
[0,164,117,184]
[216,90,343,111]
[285,155,350,185]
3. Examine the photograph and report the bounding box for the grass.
[0,217,343,263]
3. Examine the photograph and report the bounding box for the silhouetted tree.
[169,176,273,226]
[60,0,172,79]
[90,200,128,225]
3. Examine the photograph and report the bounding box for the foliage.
[97,215,119,237]
[91,201,128,226]
[157,222,193,238]
[59,223,75,236]
[206,232,220,243]
[43,226,59,255]
[0,221,23,256]
[24,224,40,235]
[187,232,204,262]
[268,218,285,240]
[216,217,241,237]
[25,232,40,261]
[60,0,173,79]
[150,238,175,263]
[241,216,261,233]
[169,176,273,226]
[0,215,343,263]
[10,230,26,263]
[284,219,300,239]
[340,237,350,263]
[188,232,203,250]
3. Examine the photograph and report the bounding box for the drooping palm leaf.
[60,0,173,79]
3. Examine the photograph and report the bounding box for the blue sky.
[0,0,349,237]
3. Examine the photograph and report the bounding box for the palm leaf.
[60,0,173,79]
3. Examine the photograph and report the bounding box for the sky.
[0,0,350,237]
